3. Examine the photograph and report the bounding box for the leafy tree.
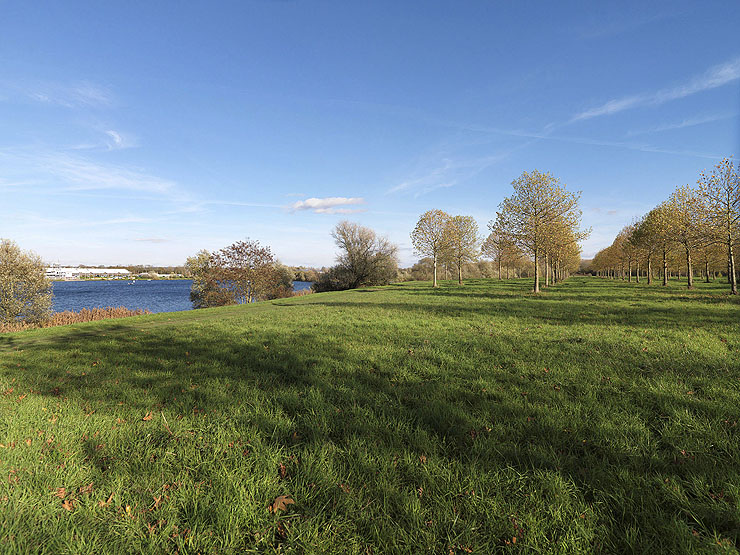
[496,170,584,292]
[313,221,399,292]
[0,239,52,324]
[212,239,291,303]
[445,215,479,285]
[666,184,708,289]
[185,249,233,308]
[410,209,451,287]
[185,240,291,308]
[698,157,739,294]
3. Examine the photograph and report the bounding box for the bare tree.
[314,221,399,291]
[0,239,53,324]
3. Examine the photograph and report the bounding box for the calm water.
[51,280,313,314]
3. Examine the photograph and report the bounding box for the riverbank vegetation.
[1,277,738,553]
[0,307,151,333]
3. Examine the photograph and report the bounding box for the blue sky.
[1,1,739,267]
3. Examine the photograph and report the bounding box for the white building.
[45,267,131,280]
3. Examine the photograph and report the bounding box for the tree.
[445,215,479,285]
[698,158,739,294]
[410,209,451,287]
[0,239,53,324]
[212,240,290,303]
[185,249,233,308]
[496,170,584,293]
[185,240,291,309]
[313,221,399,291]
[666,184,708,289]
[482,220,521,280]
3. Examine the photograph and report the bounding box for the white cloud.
[290,197,365,214]
[573,56,740,121]
[104,129,138,150]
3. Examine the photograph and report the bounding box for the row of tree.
[590,158,740,294]
[411,170,588,292]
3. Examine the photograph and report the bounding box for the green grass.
[1,277,739,553]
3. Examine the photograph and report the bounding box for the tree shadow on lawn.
[307,298,738,330]
[3,320,739,550]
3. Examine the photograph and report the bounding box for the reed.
[0,306,151,333]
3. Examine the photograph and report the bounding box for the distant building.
[45,267,131,280]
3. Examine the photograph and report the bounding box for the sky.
[1,1,739,267]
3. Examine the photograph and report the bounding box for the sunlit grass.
[0,277,738,553]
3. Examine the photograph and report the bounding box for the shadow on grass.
[3,310,739,550]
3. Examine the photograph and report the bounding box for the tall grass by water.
[0,307,151,333]
[0,277,738,553]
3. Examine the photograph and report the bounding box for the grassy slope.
[0,277,739,553]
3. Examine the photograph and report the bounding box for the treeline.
[410,170,588,292]
[397,258,535,282]
[590,158,740,294]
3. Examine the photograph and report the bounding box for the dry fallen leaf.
[61,499,75,512]
[98,492,115,507]
[53,487,66,499]
[268,495,295,513]
[79,483,93,495]
[142,412,153,421]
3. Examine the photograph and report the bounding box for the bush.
[0,239,52,325]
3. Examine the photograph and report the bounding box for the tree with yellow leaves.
[698,158,739,295]
[496,170,585,293]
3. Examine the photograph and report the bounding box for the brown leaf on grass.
[142,412,153,421]
[276,521,289,541]
[419,455,427,464]
[338,483,350,494]
[268,495,295,513]
[278,463,288,479]
[79,483,93,495]
[98,492,115,507]
[53,487,66,499]
[61,499,75,511]
[25,439,32,447]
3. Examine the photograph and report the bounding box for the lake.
[51,280,313,314]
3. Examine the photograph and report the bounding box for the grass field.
[1,277,739,553]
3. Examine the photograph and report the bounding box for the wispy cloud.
[104,129,138,150]
[387,149,521,197]
[290,197,365,214]
[38,153,175,194]
[134,237,169,243]
[573,56,740,121]
[626,112,739,136]
[14,80,114,108]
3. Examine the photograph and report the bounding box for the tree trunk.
[458,262,463,285]
[498,257,502,280]
[433,256,438,287]
[705,261,710,283]
[686,248,693,289]
[628,259,632,283]
[636,261,640,283]
[647,256,652,285]
[662,247,668,286]
[730,241,738,295]
[534,248,540,293]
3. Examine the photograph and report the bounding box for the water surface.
[51,280,313,314]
